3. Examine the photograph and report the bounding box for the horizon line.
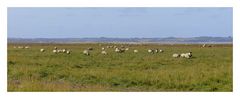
[7,36,233,39]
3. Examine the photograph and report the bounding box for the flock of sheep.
[12,44,206,59]
[82,46,164,56]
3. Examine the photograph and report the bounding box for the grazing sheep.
[115,48,124,53]
[186,52,192,58]
[88,47,93,50]
[66,50,71,54]
[54,47,57,50]
[40,49,45,52]
[172,53,180,58]
[125,48,129,51]
[83,50,90,55]
[102,47,105,50]
[155,49,159,53]
[101,50,107,55]
[25,46,30,49]
[148,49,154,54]
[159,49,164,53]
[133,49,138,53]
[13,46,16,48]
[202,44,212,48]
[180,52,192,59]
[62,49,66,53]
[53,49,57,53]
[18,46,24,49]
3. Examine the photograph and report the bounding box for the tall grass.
[7,43,232,91]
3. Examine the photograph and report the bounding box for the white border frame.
[1,0,239,99]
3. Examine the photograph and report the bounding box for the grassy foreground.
[7,43,232,91]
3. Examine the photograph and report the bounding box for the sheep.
[88,47,93,50]
[66,50,71,54]
[155,49,159,53]
[148,49,154,54]
[159,49,164,53]
[40,49,45,52]
[18,46,24,49]
[115,48,124,53]
[53,49,57,53]
[186,52,192,58]
[101,50,107,55]
[62,49,66,53]
[125,48,129,51]
[202,44,212,48]
[54,47,57,50]
[83,50,90,55]
[13,46,16,48]
[172,53,180,58]
[133,49,138,53]
[180,52,192,59]
[25,46,30,49]
[102,47,105,50]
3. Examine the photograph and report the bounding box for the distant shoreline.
[7,37,233,44]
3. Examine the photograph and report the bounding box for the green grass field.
[7,43,232,92]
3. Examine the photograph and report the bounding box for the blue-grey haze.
[8,7,232,38]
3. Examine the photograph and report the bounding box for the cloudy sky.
[8,7,232,38]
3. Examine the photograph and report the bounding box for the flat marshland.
[7,43,232,91]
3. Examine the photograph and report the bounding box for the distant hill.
[8,36,233,44]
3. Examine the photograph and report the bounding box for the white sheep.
[54,47,57,50]
[40,49,45,52]
[83,50,90,55]
[62,49,66,53]
[180,52,192,59]
[172,53,180,58]
[18,46,23,49]
[53,49,57,53]
[66,50,71,54]
[102,47,105,50]
[159,49,164,53]
[25,46,30,49]
[133,49,138,53]
[155,49,159,53]
[115,48,124,53]
[125,48,129,51]
[101,50,107,55]
[148,49,154,54]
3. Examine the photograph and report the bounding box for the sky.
[8,7,232,38]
